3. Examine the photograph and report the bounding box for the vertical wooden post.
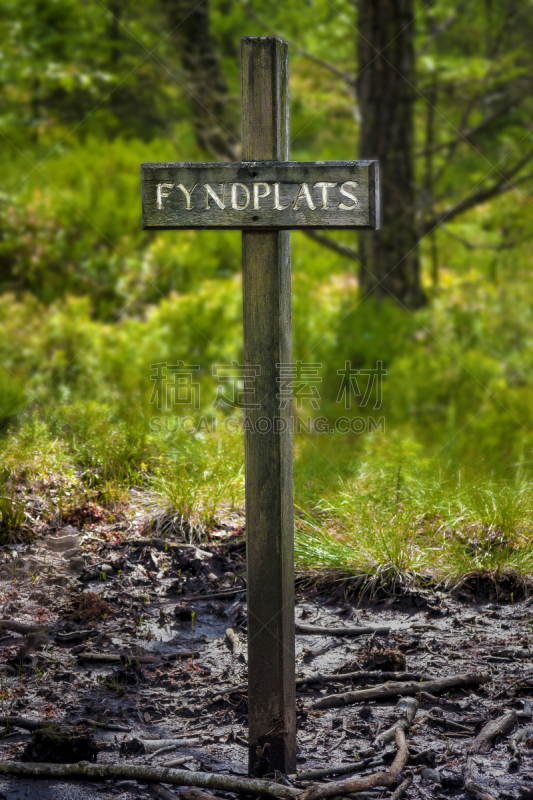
[241,37,296,776]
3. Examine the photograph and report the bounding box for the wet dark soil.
[1,511,533,800]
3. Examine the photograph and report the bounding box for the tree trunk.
[357,0,424,307]
[161,0,238,160]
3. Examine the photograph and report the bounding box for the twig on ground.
[418,691,462,711]
[326,731,346,754]
[147,744,181,761]
[163,651,200,661]
[296,623,390,637]
[313,671,490,709]
[162,757,191,768]
[425,712,472,733]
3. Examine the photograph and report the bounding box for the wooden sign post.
[142,37,379,776]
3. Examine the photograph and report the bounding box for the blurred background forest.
[2,0,533,585]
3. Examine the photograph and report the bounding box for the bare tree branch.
[420,147,533,234]
[418,0,468,54]
[235,0,356,93]
[303,230,359,262]
[415,97,523,157]
[442,225,532,251]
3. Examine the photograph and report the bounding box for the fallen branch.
[0,620,46,635]
[77,718,130,732]
[299,727,409,800]
[390,727,410,776]
[410,749,436,766]
[508,727,528,771]
[150,785,179,800]
[0,716,44,732]
[289,754,391,781]
[181,789,226,800]
[296,671,425,688]
[205,671,421,702]
[163,651,200,661]
[464,756,498,800]
[161,757,190,768]
[375,698,418,746]
[147,744,181,761]
[418,691,462,711]
[469,710,517,754]
[390,772,413,800]
[123,737,201,755]
[298,769,397,800]
[55,629,96,645]
[313,671,490,709]
[296,623,389,637]
[225,628,242,657]
[77,651,199,664]
[77,652,162,665]
[426,713,472,733]
[0,762,299,798]
[184,588,245,602]
[0,715,130,734]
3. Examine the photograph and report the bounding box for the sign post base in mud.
[141,36,379,776]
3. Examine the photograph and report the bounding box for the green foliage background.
[1,0,533,581]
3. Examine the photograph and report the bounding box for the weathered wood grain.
[241,37,296,776]
[141,160,379,229]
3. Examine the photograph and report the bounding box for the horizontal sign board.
[141,161,379,230]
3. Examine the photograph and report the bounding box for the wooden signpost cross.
[142,37,379,776]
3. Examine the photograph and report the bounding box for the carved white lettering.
[313,181,337,209]
[231,183,251,210]
[253,182,271,210]
[293,183,316,210]
[157,183,174,210]
[204,183,225,210]
[338,181,358,210]
[177,183,197,210]
[273,182,289,210]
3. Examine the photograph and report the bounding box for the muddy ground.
[1,505,533,800]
